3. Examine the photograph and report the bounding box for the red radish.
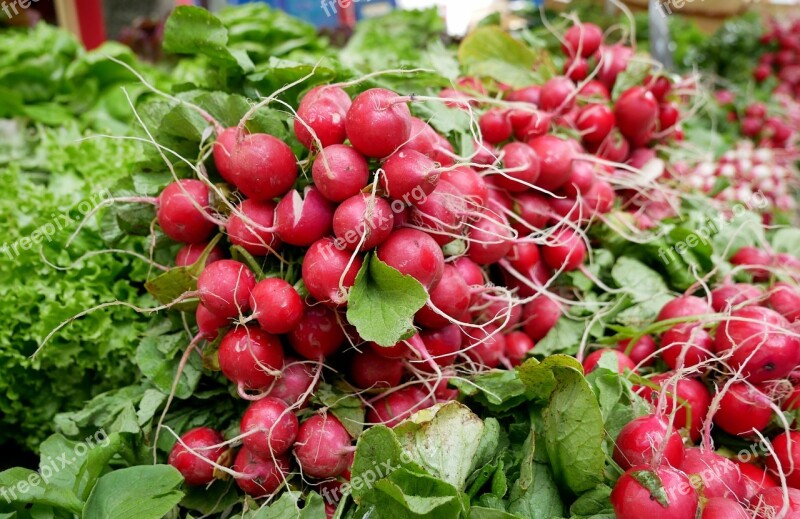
[227,199,281,256]
[612,415,685,470]
[594,129,630,163]
[638,374,711,442]
[752,487,800,518]
[507,85,540,105]
[267,358,317,407]
[250,278,304,335]
[522,296,562,341]
[367,386,430,427]
[275,187,335,247]
[453,257,485,286]
[645,76,672,102]
[333,194,395,251]
[507,242,540,272]
[617,336,657,367]
[474,296,522,329]
[294,414,352,479]
[584,180,615,214]
[658,103,680,132]
[511,192,550,231]
[701,498,749,519]
[769,283,800,321]
[681,448,748,500]
[409,181,466,246]
[577,104,615,145]
[415,265,470,329]
[583,349,635,374]
[541,228,586,272]
[168,427,229,486]
[311,145,370,203]
[376,229,445,289]
[597,45,633,89]
[176,243,224,267]
[467,212,514,266]
[783,386,800,412]
[611,465,699,519]
[240,397,299,457]
[301,238,363,306]
[197,304,229,340]
[539,77,577,114]
[496,142,540,192]
[233,447,289,497]
[660,324,714,370]
[226,133,298,201]
[350,349,403,389]
[212,127,239,183]
[580,80,610,100]
[656,295,710,322]
[714,382,772,436]
[505,331,535,366]
[218,326,284,392]
[198,260,257,319]
[403,117,455,166]
[730,246,773,282]
[714,306,800,383]
[527,135,575,191]
[415,325,463,370]
[369,340,409,360]
[287,304,345,360]
[737,461,779,499]
[346,88,411,158]
[564,56,589,82]
[157,180,217,244]
[294,85,351,150]
[563,22,603,58]
[513,111,552,141]
[479,109,512,144]
[381,149,439,202]
[710,283,763,312]
[464,325,506,369]
[440,166,489,208]
[615,86,659,148]
[472,139,499,168]
[765,431,800,488]
[741,117,762,138]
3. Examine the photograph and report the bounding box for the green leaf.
[350,426,422,502]
[469,508,520,519]
[458,27,539,88]
[311,383,366,439]
[144,268,199,311]
[82,465,184,519]
[518,355,584,401]
[532,319,585,356]
[0,468,83,513]
[451,370,530,412]
[611,257,670,303]
[246,490,326,518]
[135,332,202,400]
[357,469,465,519]
[772,228,800,258]
[507,463,565,519]
[569,485,615,516]
[629,469,669,507]
[346,255,428,347]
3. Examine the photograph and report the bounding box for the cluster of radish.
[583,245,800,518]
[754,17,800,99]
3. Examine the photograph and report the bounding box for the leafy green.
[458,27,541,88]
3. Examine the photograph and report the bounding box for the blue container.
[280,0,345,28]
[354,0,396,20]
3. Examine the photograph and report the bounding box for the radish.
[617,336,657,367]
[157,180,217,244]
[464,325,506,369]
[311,145,370,203]
[218,326,284,392]
[294,414,353,478]
[615,86,659,148]
[440,166,489,208]
[380,149,439,202]
[710,283,763,312]
[645,75,672,102]
[658,103,680,132]
[504,331,535,366]
[376,229,445,289]
[583,180,615,214]
[333,194,394,251]
[275,187,335,247]
[737,461,779,499]
[701,498,749,519]
[610,465,699,519]
[223,132,298,201]
[453,257,485,287]
[369,340,410,360]
[176,243,224,267]
[527,135,575,191]
[660,324,714,370]
[583,349,636,374]
[402,117,455,166]
[287,303,345,360]
[415,265,470,329]
[713,382,772,437]
[233,446,289,497]
[506,242,540,272]
[765,431,800,488]
[513,111,552,141]
[198,260,257,319]
[294,85,351,150]
[301,238,363,306]
[769,282,800,321]
[563,22,603,58]
[638,374,711,442]
[730,246,773,282]
[511,192,550,231]
[495,142,540,192]
[714,306,800,383]
[752,487,800,518]
[541,228,586,272]
[168,427,229,486]
[240,397,299,457]
[681,448,748,500]
[196,304,229,341]
[564,56,589,82]
[249,279,304,335]
[349,348,403,389]
[580,80,610,100]
[597,44,633,89]
[576,104,615,145]
[479,109,512,144]
[656,295,710,322]
[593,129,630,163]
[467,211,514,265]
[538,77,577,114]
[522,296,561,341]
[346,88,411,158]
[212,127,238,183]
[227,199,281,256]
[367,386,430,427]
[415,325,463,370]
[507,85,540,105]
[267,358,318,408]
[612,415,685,470]
[409,181,466,246]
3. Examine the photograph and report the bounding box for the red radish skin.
[752,487,800,519]
[737,461,779,499]
[769,282,800,321]
[294,414,352,478]
[563,22,603,58]
[511,192,551,231]
[233,447,289,497]
[376,229,445,289]
[346,88,411,158]
[513,111,552,141]
[580,80,610,100]
[541,228,587,272]
[711,283,763,312]
[367,387,431,428]
[464,325,506,369]
[333,194,395,251]
[287,304,346,360]
[176,243,224,267]
[415,265,470,329]
[765,431,800,488]
[415,325,463,369]
[660,324,714,370]
[714,383,772,436]
[275,187,335,247]
[611,465,699,519]
[225,133,298,201]
[196,304,229,340]
[527,135,575,191]
[593,129,630,163]
[681,448,748,500]
[311,145,370,203]
[583,349,636,374]
[730,246,773,282]
[612,415,685,470]
[496,142,541,192]
[198,260,257,319]
[368,340,409,360]
[410,181,466,246]
[212,127,238,183]
[227,199,281,256]
[657,295,711,322]
[507,242,541,272]
[157,180,217,244]
[658,103,680,132]
[380,150,440,202]
[168,427,229,486]
[268,358,318,407]
[249,278,304,335]
[564,56,589,82]
[701,498,749,519]
[240,397,299,457]
[539,77,577,114]
[614,86,659,148]
[645,75,672,102]
[301,238,363,306]
[577,104,615,145]
[638,374,711,442]
[350,349,403,389]
[617,336,657,367]
[522,296,562,341]
[467,212,514,266]
[505,331,535,366]
[479,109,513,144]
[402,117,454,166]
[294,85,351,150]
[440,166,489,208]
[597,44,633,89]
[218,326,284,391]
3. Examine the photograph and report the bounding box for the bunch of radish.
[754,17,800,98]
